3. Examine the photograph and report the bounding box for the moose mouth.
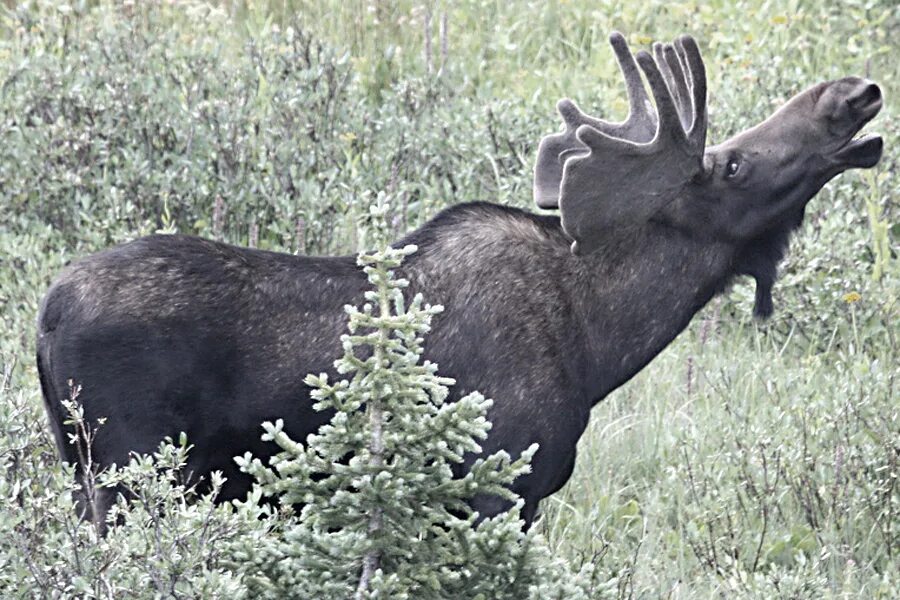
[833,133,883,168]
[831,84,884,168]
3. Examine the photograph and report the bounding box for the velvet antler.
[534,34,708,255]
[533,32,660,209]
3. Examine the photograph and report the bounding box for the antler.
[534,32,658,209]
[533,33,708,254]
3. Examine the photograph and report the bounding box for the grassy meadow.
[0,0,897,597]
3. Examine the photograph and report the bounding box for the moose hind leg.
[72,467,121,536]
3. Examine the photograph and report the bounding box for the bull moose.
[37,33,883,527]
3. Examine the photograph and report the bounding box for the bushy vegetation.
[0,1,897,597]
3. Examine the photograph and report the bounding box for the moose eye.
[725,156,742,178]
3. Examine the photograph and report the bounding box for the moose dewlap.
[37,33,883,528]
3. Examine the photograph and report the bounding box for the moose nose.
[847,81,882,113]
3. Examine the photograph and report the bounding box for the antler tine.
[557,98,586,131]
[676,35,708,146]
[651,43,674,92]
[608,32,654,127]
[660,44,693,131]
[674,42,691,88]
[575,123,644,156]
[634,50,686,145]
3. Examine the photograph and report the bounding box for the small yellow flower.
[771,15,789,25]
[843,291,862,304]
[339,132,357,144]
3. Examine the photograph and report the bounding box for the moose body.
[37,204,727,523]
[37,34,883,527]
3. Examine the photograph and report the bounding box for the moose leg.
[470,493,515,523]
[70,464,122,535]
[470,492,543,530]
[520,498,541,528]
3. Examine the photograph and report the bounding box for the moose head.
[534,33,883,316]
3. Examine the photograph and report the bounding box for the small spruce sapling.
[236,201,592,599]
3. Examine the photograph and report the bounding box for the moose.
[37,33,883,528]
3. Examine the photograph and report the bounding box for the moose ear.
[533,32,659,210]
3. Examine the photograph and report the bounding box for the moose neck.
[568,221,734,404]
[403,203,736,410]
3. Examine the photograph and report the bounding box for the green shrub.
[0,380,272,597]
